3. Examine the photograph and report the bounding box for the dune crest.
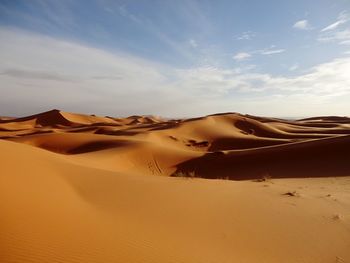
[1,109,350,179]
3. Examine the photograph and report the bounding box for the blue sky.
[0,0,350,117]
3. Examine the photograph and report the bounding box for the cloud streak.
[259,48,285,55]
[318,29,350,44]
[318,11,350,45]
[117,5,196,63]
[233,52,251,61]
[233,46,286,61]
[0,68,77,82]
[293,20,312,30]
[236,31,255,40]
[321,11,349,32]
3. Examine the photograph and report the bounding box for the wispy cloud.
[117,5,196,62]
[293,20,312,30]
[1,27,350,117]
[91,75,123,80]
[318,29,350,44]
[234,46,286,61]
[0,1,76,33]
[341,40,350,45]
[321,11,349,32]
[317,11,350,45]
[236,31,255,40]
[289,64,299,71]
[173,57,350,116]
[233,52,251,61]
[259,48,285,55]
[0,68,77,82]
[189,39,198,48]
[0,27,170,115]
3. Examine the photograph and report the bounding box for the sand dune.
[175,135,350,179]
[2,110,349,178]
[1,110,350,262]
[0,109,119,129]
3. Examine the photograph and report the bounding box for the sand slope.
[1,110,350,262]
[1,139,350,263]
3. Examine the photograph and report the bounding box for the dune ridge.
[1,109,350,179]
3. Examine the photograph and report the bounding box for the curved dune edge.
[1,139,350,263]
[174,135,350,180]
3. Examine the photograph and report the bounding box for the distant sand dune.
[2,110,349,179]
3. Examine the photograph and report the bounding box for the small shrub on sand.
[283,191,300,197]
[172,171,196,178]
[254,172,271,182]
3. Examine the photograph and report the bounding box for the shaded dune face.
[176,135,350,180]
[1,109,350,179]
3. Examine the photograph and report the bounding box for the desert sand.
[1,109,350,263]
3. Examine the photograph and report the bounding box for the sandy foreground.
[1,110,350,263]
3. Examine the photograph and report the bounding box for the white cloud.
[259,58,350,96]
[293,20,311,30]
[0,27,350,117]
[322,20,345,32]
[174,58,350,115]
[189,39,198,48]
[233,52,251,61]
[0,27,173,116]
[259,49,285,55]
[318,29,350,44]
[321,11,349,32]
[318,11,350,44]
[341,40,350,45]
[249,46,286,56]
[237,31,255,40]
[289,64,299,71]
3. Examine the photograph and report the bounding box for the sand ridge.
[1,109,350,178]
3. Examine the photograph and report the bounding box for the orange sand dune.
[1,110,350,262]
[175,135,350,179]
[0,109,119,129]
[2,110,349,178]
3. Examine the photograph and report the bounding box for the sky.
[0,0,350,117]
